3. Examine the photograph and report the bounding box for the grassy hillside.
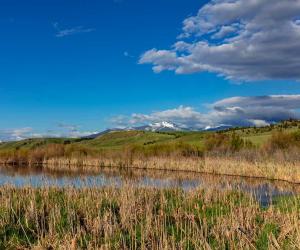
[1,120,300,152]
[0,138,74,150]
[79,130,177,149]
[80,119,300,149]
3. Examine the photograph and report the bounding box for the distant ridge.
[135,121,185,132]
[82,128,124,139]
[83,121,188,139]
[83,121,233,139]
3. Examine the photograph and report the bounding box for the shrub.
[123,142,203,159]
[204,133,252,153]
[264,131,295,151]
[64,144,98,158]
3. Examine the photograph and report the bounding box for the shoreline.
[1,156,300,184]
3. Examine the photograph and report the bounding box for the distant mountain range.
[135,121,183,132]
[84,121,232,139]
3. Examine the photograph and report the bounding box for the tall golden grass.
[40,155,300,183]
[0,185,299,249]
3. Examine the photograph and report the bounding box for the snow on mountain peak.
[151,121,176,129]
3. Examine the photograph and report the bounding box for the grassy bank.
[0,186,299,249]
[40,156,300,184]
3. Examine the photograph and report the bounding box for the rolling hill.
[1,120,299,151]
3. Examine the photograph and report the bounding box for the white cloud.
[0,127,34,141]
[128,106,208,129]
[111,95,300,129]
[53,22,95,38]
[140,0,300,81]
[248,119,270,127]
[0,125,98,142]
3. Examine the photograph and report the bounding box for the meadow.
[0,185,299,249]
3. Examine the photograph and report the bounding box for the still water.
[0,164,299,206]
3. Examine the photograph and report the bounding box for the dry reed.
[0,185,299,249]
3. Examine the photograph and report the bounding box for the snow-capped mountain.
[136,121,184,132]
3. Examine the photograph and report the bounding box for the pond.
[0,164,299,206]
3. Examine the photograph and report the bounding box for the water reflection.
[0,164,299,206]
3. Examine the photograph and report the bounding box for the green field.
[0,138,73,150]
[1,120,299,151]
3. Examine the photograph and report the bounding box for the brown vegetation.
[0,185,299,249]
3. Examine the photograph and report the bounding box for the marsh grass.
[0,185,299,249]
[40,155,300,184]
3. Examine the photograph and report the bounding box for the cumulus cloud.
[110,95,300,129]
[0,128,34,142]
[213,95,300,109]
[53,22,95,38]
[128,106,209,129]
[0,124,98,142]
[140,0,300,81]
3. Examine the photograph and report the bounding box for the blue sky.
[1,0,300,140]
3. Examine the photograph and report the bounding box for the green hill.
[79,130,176,149]
[0,138,74,150]
[1,120,300,152]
